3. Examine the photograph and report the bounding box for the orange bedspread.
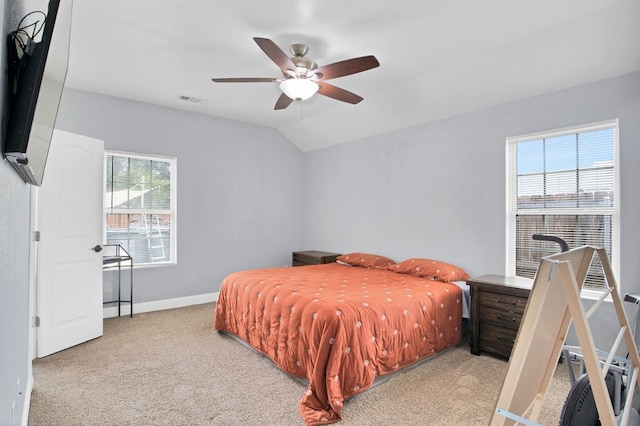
[214,263,462,425]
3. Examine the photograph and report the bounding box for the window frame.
[505,119,619,295]
[103,150,177,267]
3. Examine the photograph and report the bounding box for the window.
[506,120,618,291]
[104,151,176,265]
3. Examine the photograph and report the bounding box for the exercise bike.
[531,234,640,425]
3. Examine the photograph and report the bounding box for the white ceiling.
[64,0,640,152]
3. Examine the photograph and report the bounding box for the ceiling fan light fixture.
[279,78,319,101]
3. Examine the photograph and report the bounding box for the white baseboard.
[21,374,33,426]
[103,292,219,318]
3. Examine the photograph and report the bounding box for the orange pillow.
[389,258,470,282]
[336,252,395,269]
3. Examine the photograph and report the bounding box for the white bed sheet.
[453,280,471,319]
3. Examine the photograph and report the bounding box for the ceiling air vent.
[179,95,202,104]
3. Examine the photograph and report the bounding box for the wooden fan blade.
[253,37,297,74]
[313,55,379,80]
[212,78,278,83]
[317,82,363,104]
[274,93,294,110]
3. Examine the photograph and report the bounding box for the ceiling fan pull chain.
[296,101,300,135]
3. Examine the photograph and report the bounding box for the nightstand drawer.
[478,291,528,314]
[479,306,523,329]
[479,324,518,359]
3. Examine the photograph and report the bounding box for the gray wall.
[303,71,640,281]
[303,71,640,348]
[56,89,305,303]
[1,2,32,425]
[0,129,31,426]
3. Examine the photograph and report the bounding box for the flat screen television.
[2,0,72,186]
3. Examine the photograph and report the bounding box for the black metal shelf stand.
[102,244,133,317]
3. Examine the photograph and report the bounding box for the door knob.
[91,245,103,252]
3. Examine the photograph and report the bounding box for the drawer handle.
[497,335,515,344]
[497,299,518,306]
[496,314,516,322]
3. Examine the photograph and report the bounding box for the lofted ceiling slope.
[63,0,640,151]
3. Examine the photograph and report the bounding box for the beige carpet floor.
[29,303,571,425]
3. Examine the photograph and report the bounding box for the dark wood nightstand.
[292,250,341,266]
[468,274,533,359]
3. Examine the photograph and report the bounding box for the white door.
[36,129,104,357]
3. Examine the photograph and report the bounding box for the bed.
[214,253,469,425]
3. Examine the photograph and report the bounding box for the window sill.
[580,288,613,303]
[103,261,176,270]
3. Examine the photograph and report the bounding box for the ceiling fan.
[212,37,380,110]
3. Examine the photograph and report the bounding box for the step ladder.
[142,214,166,262]
[490,245,640,426]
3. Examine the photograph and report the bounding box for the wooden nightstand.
[468,274,533,359]
[292,250,341,266]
